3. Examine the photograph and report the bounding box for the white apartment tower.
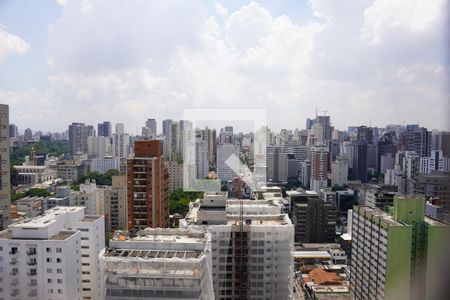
[87,136,112,159]
[310,145,329,192]
[100,228,214,300]
[0,207,105,300]
[0,104,11,230]
[331,156,348,187]
[181,192,294,300]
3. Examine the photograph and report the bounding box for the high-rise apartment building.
[181,192,294,300]
[288,190,337,243]
[0,104,10,230]
[350,196,449,300]
[356,126,373,144]
[162,119,173,159]
[100,228,214,300]
[69,122,87,157]
[0,206,105,300]
[310,145,329,192]
[266,146,288,183]
[405,125,431,158]
[126,140,168,230]
[351,140,368,183]
[145,118,157,136]
[98,121,112,137]
[104,175,128,232]
[217,143,239,181]
[87,136,112,158]
[331,156,348,187]
[436,131,450,157]
[419,150,450,174]
[112,128,129,173]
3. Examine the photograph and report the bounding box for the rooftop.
[356,206,403,226]
[49,230,78,240]
[9,206,85,229]
[103,248,202,259]
[81,215,103,223]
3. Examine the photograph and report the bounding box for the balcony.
[26,250,37,256]
[27,260,37,266]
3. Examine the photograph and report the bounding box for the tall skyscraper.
[86,125,96,137]
[68,122,87,157]
[126,140,168,230]
[351,140,368,183]
[195,132,209,179]
[98,121,112,137]
[112,125,129,172]
[356,126,373,144]
[266,146,288,183]
[144,118,157,136]
[8,123,18,139]
[437,131,450,157]
[310,145,329,192]
[162,119,173,159]
[0,104,10,230]
[115,123,124,135]
[331,156,348,187]
[405,125,431,158]
[350,196,449,300]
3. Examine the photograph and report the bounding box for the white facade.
[100,228,214,300]
[181,192,294,300]
[112,133,130,172]
[90,157,119,174]
[87,136,111,159]
[419,150,450,174]
[217,143,239,181]
[70,180,105,215]
[0,206,104,300]
[331,158,348,187]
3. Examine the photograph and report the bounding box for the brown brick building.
[127,140,169,230]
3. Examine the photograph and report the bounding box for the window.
[57,258,62,263]
[56,248,62,253]
[46,247,51,253]
[57,269,62,274]
[48,279,52,283]
[47,258,51,263]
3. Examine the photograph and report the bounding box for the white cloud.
[0,27,30,63]
[1,0,449,132]
[214,2,228,17]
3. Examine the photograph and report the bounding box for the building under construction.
[181,192,294,300]
[99,228,214,299]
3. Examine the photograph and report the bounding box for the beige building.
[167,160,183,193]
[0,104,10,230]
[104,176,128,232]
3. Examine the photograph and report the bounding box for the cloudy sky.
[0,0,448,133]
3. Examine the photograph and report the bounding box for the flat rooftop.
[356,206,402,226]
[81,215,103,223]
[103,248,203,259]
[9,206,85,229]
[0,229,77,241]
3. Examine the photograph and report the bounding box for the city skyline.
[0,0,449,132]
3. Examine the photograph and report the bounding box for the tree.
[11,188,51,202]
[168,189,203,215]
[80,169,120,186]
[10,140,68,166]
